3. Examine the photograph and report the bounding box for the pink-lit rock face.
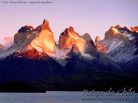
[105,26,121,39]
[95,35,101,43]
[29,19,55,56]
[15,48,49,59]
[130,26,138,32]
[14,19,55,58]
[96,43,107,53]
[95,35,107,53]
[59,26,86,53]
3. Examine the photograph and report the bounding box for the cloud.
[3,36,14,48]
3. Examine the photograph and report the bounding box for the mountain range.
[0,19,138,92]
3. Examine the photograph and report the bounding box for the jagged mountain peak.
[18,25,34,33]
[100,25,138,62]
[41,19,52,32]
[0,19,55,59]
[68,26,75,33]
[95,35,101,43]
[34,19,52,33]
[60,26,78,37]
[104,25,138,41]
[59,26,86,53]
[105,26,121,39]
[82,33,92,42]
[43,19,49,25]
[81,33,96,50]
[24,19,55,56]
[114,25,122,29]
[81,33,97,56]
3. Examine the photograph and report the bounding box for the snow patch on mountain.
[102,35,137,62]
[121,31,134,40]
[102,39,124,53]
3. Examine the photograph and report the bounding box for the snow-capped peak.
[101,25,138,62]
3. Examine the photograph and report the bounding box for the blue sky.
[0,0,138,44]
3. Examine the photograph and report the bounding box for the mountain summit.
[28,19,55,56]
[16,19,56,58]
[59,26,86,53]
[0,19,55,59]
[100,25,138,62]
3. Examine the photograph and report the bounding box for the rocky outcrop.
[130,26,138,32]
[14,24,36,45]
[18,26,34,33]
[15,48,49,60]
[28,19,55,56]
[105,26,121,39]
[96,43,107,53]
[35,19,52,32]
[95,35,101,43]
[95,35,107,53]
[101,25,138,62]
[82,33,97,55]
[59,26,86,53]
[15,19,55,57]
